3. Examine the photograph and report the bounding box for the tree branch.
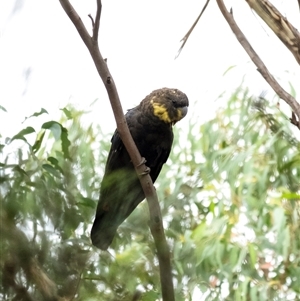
[93,0,101,41]
[245,0,300,65]
[216,0,300,129]
[177,0,211,57]
[58,1,174,300]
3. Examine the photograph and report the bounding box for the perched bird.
[91,88,189,250]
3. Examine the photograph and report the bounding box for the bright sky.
[1,0,300,138]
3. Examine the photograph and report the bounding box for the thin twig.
[176,0,210,57]
[70,272,82,301]
[216,0,300,129]
[59,1,175,300]
[88,14,95,28]
[93,0,101,41]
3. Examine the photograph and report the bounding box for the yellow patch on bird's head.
[176,109,182,120]
[151,100,172,123]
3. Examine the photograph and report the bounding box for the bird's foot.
[139,166,151,176]
[136,157,150,176]
[137,157,147,167]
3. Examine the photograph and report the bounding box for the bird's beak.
[173,106,188,125]
[180,106,188,119]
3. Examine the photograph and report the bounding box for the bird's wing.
[148,145,172,184]
[104,130,128,172]
[91,128,144,250]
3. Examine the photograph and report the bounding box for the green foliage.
[1,88,300,300]
[159,88,300,300]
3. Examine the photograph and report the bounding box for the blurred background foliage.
[1,87,300,301]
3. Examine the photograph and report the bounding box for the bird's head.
[147,88,189,125]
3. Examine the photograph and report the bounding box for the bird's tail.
[91,174,145,250]
[90,217,118,250]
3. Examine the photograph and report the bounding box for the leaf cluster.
[1,88,300,300]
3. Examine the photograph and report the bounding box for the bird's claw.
[137,157,147,167]
[139,166,151,176]
[136,158,150,176]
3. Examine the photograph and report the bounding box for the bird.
[91,88,189,250]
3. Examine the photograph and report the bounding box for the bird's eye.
[166,96,176,106]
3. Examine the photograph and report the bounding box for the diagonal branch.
[245,0,300,65]
[216,0,300,129]
[59,1,175,300]
[177,0,211,57]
